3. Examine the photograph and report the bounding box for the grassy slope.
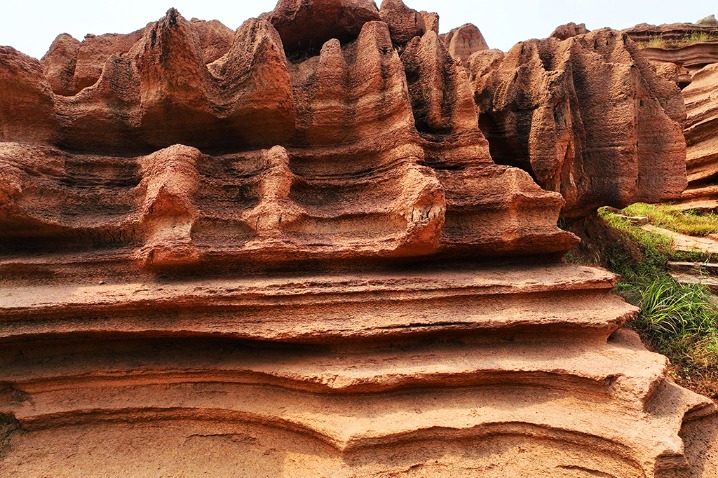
[573,204,718,396]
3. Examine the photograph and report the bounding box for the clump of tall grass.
[591,206,718,375]
[644,35,666,49]
[633,276,718,370]
[640,31,717,50]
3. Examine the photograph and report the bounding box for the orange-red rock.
[0,3,716,477]
[470,29,687,217]
[442,23,489,66]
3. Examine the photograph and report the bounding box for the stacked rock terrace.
[0,1,714,476]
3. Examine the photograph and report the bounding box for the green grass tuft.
[592,205,718,378]
[633,276,718,370]
[620,203,718,236]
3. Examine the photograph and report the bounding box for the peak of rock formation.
[470,28,687,217]
[441,23,489,66]
[379,0,426,45]
[269,0,381,56]
[1,3,715,476]
[550,22,590,40]
[698,14,718,26]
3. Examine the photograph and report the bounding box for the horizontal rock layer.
[680,63,718,206]
[631,24,718,208]
[0,264,715,476]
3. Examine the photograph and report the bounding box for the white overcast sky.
[1,0,714,59]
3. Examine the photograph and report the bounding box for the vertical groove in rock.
[470,29,687,217]
[0,2,714,476]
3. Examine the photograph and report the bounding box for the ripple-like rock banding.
[0,2,715,476]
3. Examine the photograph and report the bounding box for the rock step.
[3,370,711,476]
[668,261,718,276]
[673,199,718,213]
[0,330,665,406]
[669,272,718,294]
[641,224,718,255]
[0,265,636,344]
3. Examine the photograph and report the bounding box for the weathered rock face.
[0,7,577,263]
[0,47,57,144]
[441,23,489,66]
[680,63,718,206]
[1,2,716,476]
[626,23,718,207]
[471,29,688,217]
[379,0,426,45]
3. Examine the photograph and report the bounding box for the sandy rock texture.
[0,1,715,476]
[470,28,687,217]
[680,64,718,206]
[625,23,718,73]
[627,22,718,208]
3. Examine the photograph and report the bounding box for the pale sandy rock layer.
[0,1,715,476]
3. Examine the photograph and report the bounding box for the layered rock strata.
[625,23,718,73]
[628,23,718,207]
[470,29,688,217]
[679,63,718,207]
[0,2,715,476]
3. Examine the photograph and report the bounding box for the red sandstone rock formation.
[470,28,688,217]
[550,22,590,40]
[626,23,718,208]
[0,2,715,476]
[680,63,718,206]
[441,23,489,66]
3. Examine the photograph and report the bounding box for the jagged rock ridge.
[0,1,715,476]
[470,29,687,217]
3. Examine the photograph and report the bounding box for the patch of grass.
[588,206,718,384]
[620,202,718,236]
[644,35,666,49]
[597,207,674,279]
[632,276,718,372]
[685,31,713,45]
[640,31,718,50]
